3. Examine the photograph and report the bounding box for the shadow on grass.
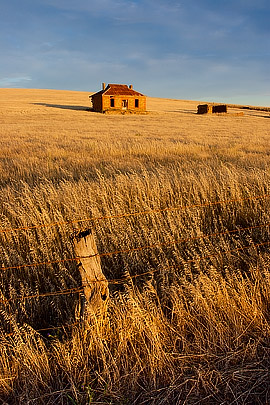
[33,103,92,112]
[244,111,270,118]
[167,109,197,114]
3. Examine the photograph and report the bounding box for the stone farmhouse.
[90,83,146,113]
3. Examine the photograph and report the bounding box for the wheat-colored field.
[0,89,270,404]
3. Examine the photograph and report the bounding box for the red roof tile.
[91,84,145,98]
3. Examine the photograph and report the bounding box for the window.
[135,99,139,108]
[110,98,115,107]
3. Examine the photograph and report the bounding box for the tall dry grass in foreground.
[0,89,270,404]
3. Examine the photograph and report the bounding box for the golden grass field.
[0,88,270,404]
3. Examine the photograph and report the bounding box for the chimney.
[129,84,133,90]
[102,82,106,90]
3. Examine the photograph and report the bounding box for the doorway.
[122,100,128,110]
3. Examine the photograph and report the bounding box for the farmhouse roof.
[90,84,145,98]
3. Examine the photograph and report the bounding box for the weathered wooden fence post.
[74,229,109,322]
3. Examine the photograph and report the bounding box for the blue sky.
[0,0,269,105]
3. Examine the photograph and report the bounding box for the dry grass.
[0,89,270,404]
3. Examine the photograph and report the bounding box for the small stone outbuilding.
[90,83,146,113]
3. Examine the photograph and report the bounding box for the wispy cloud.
[0,76,32,87]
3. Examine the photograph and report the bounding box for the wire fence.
[2,238,270,338]
[1,220,269,272]
[0,193,269,234]
[2,239,269,303]
[2,239,270,338]
[1,193,270,336]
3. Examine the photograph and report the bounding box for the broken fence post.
[74,229,109,321]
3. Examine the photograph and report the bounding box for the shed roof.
[91,84,145,98]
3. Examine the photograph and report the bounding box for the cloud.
[0,76,32,87]
[0,0,269,105]
[34,0,185,26]
[37,0,137,16]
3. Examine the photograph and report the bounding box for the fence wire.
[1,240,269,306]
[1,195,270,337]
[1,220,269,271]
[0,193,269,234]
